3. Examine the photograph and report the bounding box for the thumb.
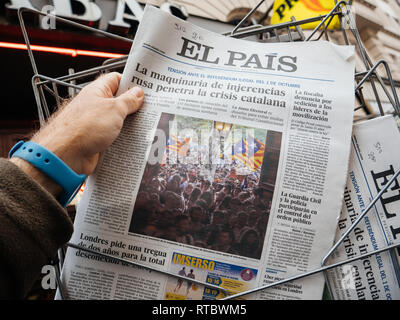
[115,86,145,116]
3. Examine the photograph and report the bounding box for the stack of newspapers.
[58,6,400,300]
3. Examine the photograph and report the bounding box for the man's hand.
[33,72,144,175]
[11,72,144,197]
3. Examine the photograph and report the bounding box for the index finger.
[86,72,122,97]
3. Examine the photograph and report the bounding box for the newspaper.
[58,6,355,300]
[326,115,400,300]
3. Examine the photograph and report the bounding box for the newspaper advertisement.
[326,115,400,300]
[58,6,355,300]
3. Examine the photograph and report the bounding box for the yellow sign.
[271,0,342,29]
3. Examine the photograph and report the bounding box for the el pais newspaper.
[326,115,400,300]
[58,6,355,300]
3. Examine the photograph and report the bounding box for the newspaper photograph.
[326,115,400,300]
[128,112,281,261]
[58,5,355,300]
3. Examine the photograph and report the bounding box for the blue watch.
[9,141,86,207]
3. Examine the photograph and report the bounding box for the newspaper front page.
[326,115,400,300]
[58,6,355,300]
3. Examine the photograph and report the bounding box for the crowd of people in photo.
[129,163,273,259]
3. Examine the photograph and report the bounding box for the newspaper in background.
[326,115,400,300]
[58,6,355,300]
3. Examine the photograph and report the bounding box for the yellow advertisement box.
[271,0,342,29]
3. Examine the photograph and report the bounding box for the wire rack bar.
[230,0,267,36]
[64,242,229,297]
[221,242,400,300]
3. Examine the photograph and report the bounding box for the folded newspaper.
[58,6,355,300]
[326,115,400,300]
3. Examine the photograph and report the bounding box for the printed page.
[326,115,400,300]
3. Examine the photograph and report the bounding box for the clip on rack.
[16,0,400,300]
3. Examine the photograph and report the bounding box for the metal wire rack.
[16,0,400,300]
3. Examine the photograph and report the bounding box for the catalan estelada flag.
[271,0,342,30]
[232,136,265,172]
[244,135,265,171]
[232,138,247,166]
[166,135,189,156]
[166,135,182,153]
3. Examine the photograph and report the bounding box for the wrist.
[32,131,84,175]
[9,141,86,207]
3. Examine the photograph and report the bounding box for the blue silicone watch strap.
[9,140,86,207]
